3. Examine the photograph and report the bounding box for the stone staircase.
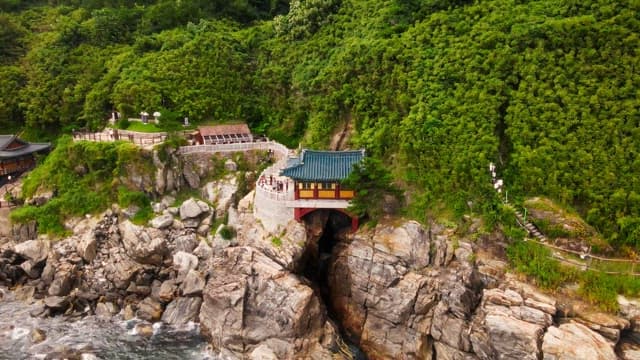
[505,202,548,242]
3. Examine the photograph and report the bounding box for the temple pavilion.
[280,149,365,230]
[281,149,365,200]
[0,135,50,178]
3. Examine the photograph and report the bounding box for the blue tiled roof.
[280,149,365,182]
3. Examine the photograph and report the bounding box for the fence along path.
[503,191,640,276]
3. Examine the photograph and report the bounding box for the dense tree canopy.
[1,0,639,248]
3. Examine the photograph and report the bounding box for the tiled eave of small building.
[280,149,365,182]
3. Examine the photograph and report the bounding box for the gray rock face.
[162,297,202,325]
[14,240,49,264]
[199,246,338,358]
[179,198,209,220]
[328,221,479,359]
[150,214,174,229]
[541,323,616,360]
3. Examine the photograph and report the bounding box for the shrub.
[506,240,575,289]
[219,225,236,240]
[271,236,282,247]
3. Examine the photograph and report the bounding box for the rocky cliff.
[2,150,640,359]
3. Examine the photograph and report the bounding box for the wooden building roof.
[0,135,51,160]
[198,124,251,136]
[281,149,365,182]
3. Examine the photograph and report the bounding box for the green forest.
[1,0,639,250]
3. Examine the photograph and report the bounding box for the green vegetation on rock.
[1,0,639,250]
[11,136,155,235]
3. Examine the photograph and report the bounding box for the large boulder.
[173,251,198,277]
[136,297,164,322]
[48,263,77,296]
[541,322,616,360]
[180,269,205,296]
[150,214,174,229]
[179,198,209,220]
[76,231,97,263]
[199,246,338,358]
[118,221,168,266]
[13,240,49,264]
[162,297,202,325]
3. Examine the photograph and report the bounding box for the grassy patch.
[507,240,640,312]
[10,136,155,235]
[121,121,164,133]
[271,236,282,247]
[506,240,577,289]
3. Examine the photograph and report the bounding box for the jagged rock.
[126,283,151,296]
[12,221,37,242]
[541,322,616,360]
[619,340,640,360]
[76,231,97,263]
[574,310,630,342]
[474,312,543,360]
[161,297,202,325]
[14,285,35,301]
[95,302,119,318]
[123,304,136,320]
[48,263,76,296]
[158,279,177,303]
[152,202,166,214]
[20,260,42,279]
[192,241,212,261]
[104,253,142,289]
[433,342,476,360]
[174,233,198,253]
[182,218,200,228]
[179,198,209,220]
[326,219,491,359]
[119,221,168,266]
[180,269,205,296]
[44,296,69,310]
[203,176,238,218]
[173,251,198,276]
[136,297,164,322]
[14,240,49,264]
[31,328,47,343]
[150,214,174,229]
[371,221,431,269]
[199,246,338,358]
[183,162,201,189]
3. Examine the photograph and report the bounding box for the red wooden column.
[334,183,340,199]
[351,216,359,232]
[313,183,318,199]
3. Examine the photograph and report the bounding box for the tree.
[342,157,402,220]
